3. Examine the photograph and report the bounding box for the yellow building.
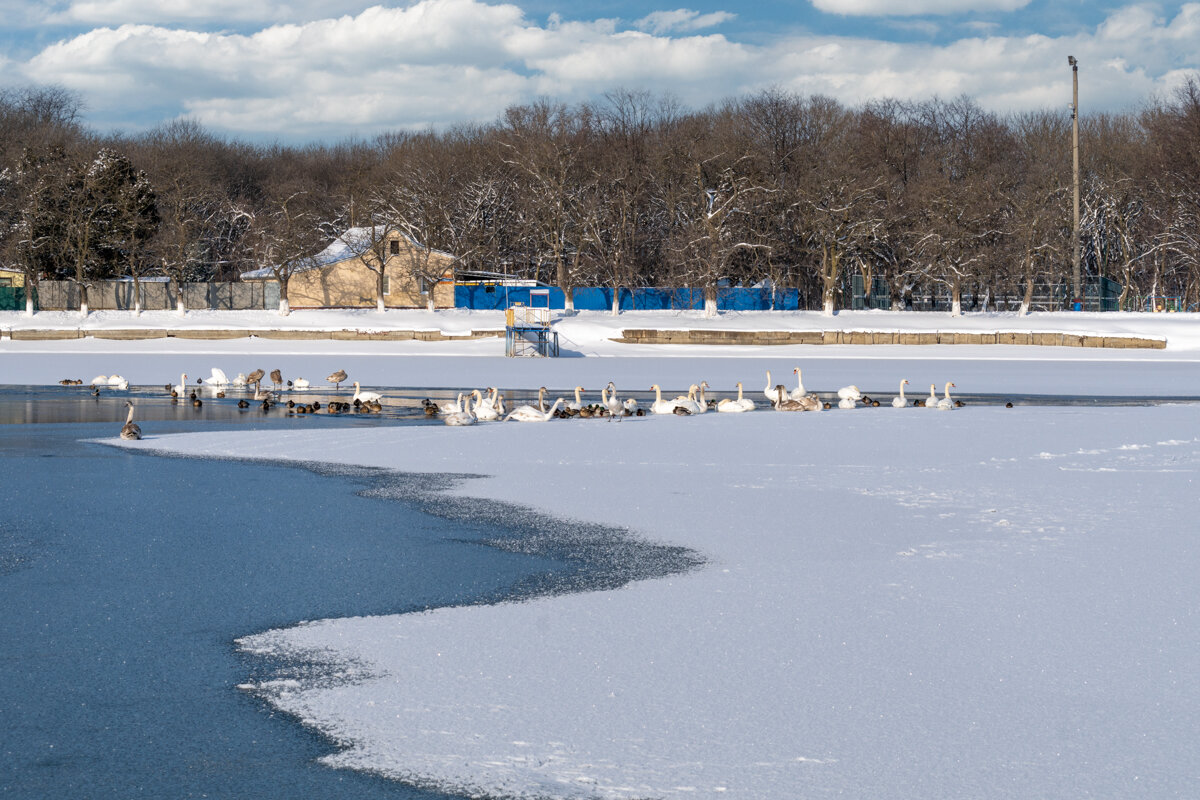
[240,226,456,309]
[0,267,25,288]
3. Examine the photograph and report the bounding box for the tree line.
[2,79,1199,315]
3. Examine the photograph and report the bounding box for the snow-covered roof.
[240,226,455,280]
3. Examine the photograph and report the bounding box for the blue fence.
[455,285,804,311]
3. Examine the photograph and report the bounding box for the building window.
[389,239,400,255]
[419,277,429,295]
[382,275,391,295]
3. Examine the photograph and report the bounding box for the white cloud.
[635,9,736,34]
[811,0,1031,15]
[11,0,1200,140]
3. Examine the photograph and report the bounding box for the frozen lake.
[0,400,694,798]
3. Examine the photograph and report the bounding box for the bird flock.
[58,364,976,438]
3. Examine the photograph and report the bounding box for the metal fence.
[29,280,275,311]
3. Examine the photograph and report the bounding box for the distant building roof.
[240,226,456,280]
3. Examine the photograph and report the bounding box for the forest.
[2,78,1199,315]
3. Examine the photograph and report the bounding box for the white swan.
[475,389,501,422]
[936,382,957,411]
[505,388,549,420]
[718,382,754,412]
[790,368,809,401]
[203,368,229,387]
[232,372,248,387]
[119,400,141,440]
[924,383,938,409]
[90,374,108,386]
[107,375,129,390]
[650,384,681,415]
[892,379,909,408]
[291,377,310,390]
[763,370,778,404]
[506,397,564,422]
[444,391,479,426]
[691,382,710,414]
[172,373,189,395]
[602,382,624,417]
[837,385,862,401]
[673,384,703,415]
[351,382,382,404]
[566,386,586,412]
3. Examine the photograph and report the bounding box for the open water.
[0,387,698,799]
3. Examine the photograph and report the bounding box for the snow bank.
[114,396,1200,799]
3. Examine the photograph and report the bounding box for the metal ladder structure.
[505,289,559,357]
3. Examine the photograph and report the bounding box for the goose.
[506,397,564,422]
[649,385,681,415]
[327,369,348,390]
[717,382,753,412]
[203,368,229,387]
[119,400,141,440]
[351,382,382,404]
[107,375,129,390]
[603,382,624,417]
[90,374,109,386]
[936,382,957,411]
[892,379,909,408]
[269,369,283,391]
[924,383,938,409]
[565,386,586,412]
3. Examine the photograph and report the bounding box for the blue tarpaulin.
[455,285,804,311]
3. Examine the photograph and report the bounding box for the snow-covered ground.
[11,309,1200,798]
[115,400,1200,799]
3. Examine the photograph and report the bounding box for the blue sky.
[1,0,1196,142]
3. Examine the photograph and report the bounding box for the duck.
[327,369,348,390]
[351,382,382,404]
[936,382,957,411]
[237,399,249,409]
[423,399,439,416]
[717,382,754,412]
[506,397,564,422]
[119,400,142,440]
[892,380,909,408]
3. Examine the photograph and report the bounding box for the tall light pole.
[1069,55,1081,306]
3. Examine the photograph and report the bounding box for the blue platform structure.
[505,290,559,357]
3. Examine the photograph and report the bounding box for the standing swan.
[327,369,348,391]
[892,379,909,408]
[936,382,957,410]
[791,368,809,400]
[120,400,142,440]
[172,373,189,396]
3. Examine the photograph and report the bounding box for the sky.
[1,0,1198,143]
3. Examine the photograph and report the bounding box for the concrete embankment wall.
[614,329,1167,348]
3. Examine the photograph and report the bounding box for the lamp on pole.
[1069,55,1081,306]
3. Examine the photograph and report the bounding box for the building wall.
[0,269,25,288]
[285,245,455,309]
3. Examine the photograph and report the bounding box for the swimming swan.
[892,379,909,408]
[936,382,957,410]
[119,400,141,440]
